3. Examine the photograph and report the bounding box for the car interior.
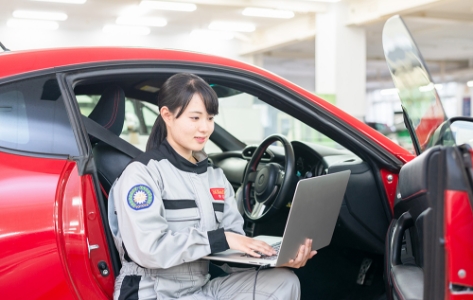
[71,69,402,299]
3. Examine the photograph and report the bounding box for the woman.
[108,73,316,299]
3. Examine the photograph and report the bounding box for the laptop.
[202,170,351,267]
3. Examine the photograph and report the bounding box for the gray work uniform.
[108,140,300,299]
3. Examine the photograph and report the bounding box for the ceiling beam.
[345,0,459,26]
[239,15,316,56]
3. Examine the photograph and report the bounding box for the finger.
[246,249,262,258]
[301,240,312,267]
[251,241,276,256]
[293,245,305,268]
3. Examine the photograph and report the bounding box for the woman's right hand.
[224,232,277,258]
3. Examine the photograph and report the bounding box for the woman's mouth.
[195,137,206,143]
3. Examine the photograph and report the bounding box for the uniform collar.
[157,139,208,174]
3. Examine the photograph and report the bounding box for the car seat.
[86,85,142,197]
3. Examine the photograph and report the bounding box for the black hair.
[146,73,219,151]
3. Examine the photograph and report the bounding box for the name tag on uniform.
[210,188,225,200]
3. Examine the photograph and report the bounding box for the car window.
[0,75,79,156]
[216,92,342,149]
[77,88,341,153]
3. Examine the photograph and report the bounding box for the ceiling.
[0,0,472,91]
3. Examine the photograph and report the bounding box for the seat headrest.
[88,85,125,143]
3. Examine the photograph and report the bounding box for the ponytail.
[146,114,167,151]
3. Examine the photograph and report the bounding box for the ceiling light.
[13,10,68,21]
[300,0,341,2]
[120,5,149,17]
[418,83,443,92]
[7,19,59,30]
[116,16,167,27]
[190,29,234,41]
[30,0,86,3]
[140,1,197,12]
[380,88,399,96]
[242,7,294,19]
[467,81,473,87]
[208,21,255,33]
[103,25,150,36]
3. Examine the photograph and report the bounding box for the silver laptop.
[202,170,351,267]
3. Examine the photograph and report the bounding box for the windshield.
[382,16,453,154]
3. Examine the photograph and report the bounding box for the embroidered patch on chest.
[210,188,225,200]
[127,185,154,210]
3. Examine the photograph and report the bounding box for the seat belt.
[81,115,143,158]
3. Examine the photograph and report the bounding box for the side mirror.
[450,117,473,147]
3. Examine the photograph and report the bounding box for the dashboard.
[208,141,389,255]
[209,140,359,189]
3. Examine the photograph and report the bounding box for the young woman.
[108,73,316,299]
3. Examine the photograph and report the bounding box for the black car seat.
[85,85,142,198]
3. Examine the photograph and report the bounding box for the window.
[76,83,341,154]
[0,75,79,156]
[215,91,342,149]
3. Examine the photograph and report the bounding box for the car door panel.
[0,151,74,299]
[387,146,473,300]
[57,161,114,299]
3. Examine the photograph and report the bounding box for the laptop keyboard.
[242,241,281,260]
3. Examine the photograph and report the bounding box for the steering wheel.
[242,134,296,222]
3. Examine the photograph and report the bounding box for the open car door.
[382,16,473,300]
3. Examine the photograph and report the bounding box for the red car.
[0,16,471,299]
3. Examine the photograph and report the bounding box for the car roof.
[0,46,412,160]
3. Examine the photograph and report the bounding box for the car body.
[0,17,472,300]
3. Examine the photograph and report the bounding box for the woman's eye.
[191,117,199,120]
[208,117,214,121]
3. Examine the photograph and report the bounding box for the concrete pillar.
[315,2,366,120]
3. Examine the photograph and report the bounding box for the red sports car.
[0,16,471,299]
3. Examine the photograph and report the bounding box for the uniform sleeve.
[219,178,246,235]
[111,162,221,269]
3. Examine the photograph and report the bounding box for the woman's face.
[164,93,215,160]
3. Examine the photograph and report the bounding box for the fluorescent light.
[419,83,434,92]
[467,81,473,87]
[103,25,150,36]
[242,7,294,19]
[140,1,197,12]
[190,29,234,41]
[13,10,68,21]
[116,16,167,27]
[120,5,149,17]
[7,19,59,30]
[208,21,255,33]
[30,0,86,3]
[418,83,442,92]
[301,0,341,2]
[380,88,399,96]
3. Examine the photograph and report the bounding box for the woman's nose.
[198,119,209,132]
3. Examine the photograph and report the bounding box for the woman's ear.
[160,106,172,125]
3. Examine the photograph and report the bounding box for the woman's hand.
[279,238,317,269]
[224,232,277,257]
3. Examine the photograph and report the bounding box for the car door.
[382,16,473,300]
[0,74,114,298]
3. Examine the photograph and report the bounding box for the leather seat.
[87,85,140,197]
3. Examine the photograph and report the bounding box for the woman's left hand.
[279,238,317,269]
